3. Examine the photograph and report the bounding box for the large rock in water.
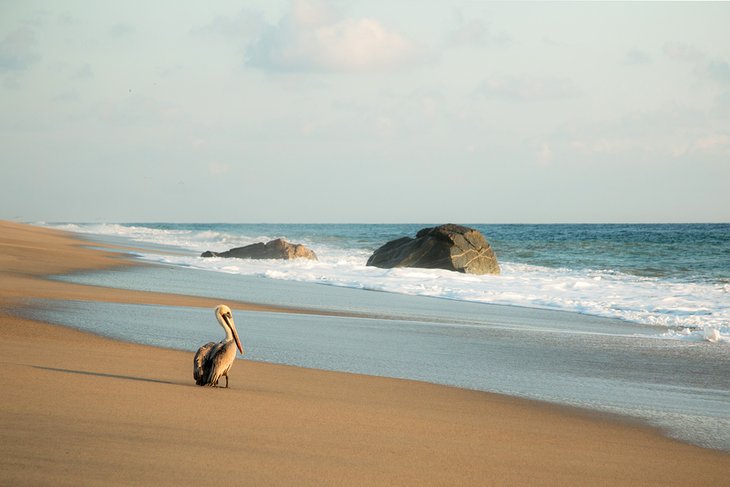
[366,224,500,275]
[201,238,317,260]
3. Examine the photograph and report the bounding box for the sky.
[1,0,729,223]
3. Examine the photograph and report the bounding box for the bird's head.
[215,304,243,354]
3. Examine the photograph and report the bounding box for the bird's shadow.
[32,365,183,386]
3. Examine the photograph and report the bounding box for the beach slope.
[0,221,728,486]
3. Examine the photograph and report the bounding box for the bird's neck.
[218,316,234,342]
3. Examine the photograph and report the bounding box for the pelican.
[193,305,244,387]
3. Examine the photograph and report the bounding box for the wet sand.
[1,220,728,485]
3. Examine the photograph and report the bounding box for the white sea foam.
[50,223,268,251]
[48,223,730,342]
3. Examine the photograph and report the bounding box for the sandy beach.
[1,221,728,486]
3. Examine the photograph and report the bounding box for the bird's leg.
[225,375,229,388]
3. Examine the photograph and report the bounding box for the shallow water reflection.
[24,298,730,452]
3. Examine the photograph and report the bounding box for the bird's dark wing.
[193,341,216,385]
[203,341,234,386]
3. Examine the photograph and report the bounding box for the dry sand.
[1,220,728,486]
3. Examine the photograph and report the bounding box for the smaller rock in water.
[201,238,317,260]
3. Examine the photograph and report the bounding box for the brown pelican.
[193,305,243,387]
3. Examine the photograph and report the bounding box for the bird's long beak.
[224,314,244,354]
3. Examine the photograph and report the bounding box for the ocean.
[49,222,730,340]
[29,222,730,451]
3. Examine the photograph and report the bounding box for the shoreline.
[1,221,728,485]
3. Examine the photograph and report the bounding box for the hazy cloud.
[109,23,135,38]
[477,74,580,102]
[565,103,729,160]
[707,60,730,84]
[2,1,728,222]
[663,42,704,62]
[72,64,93,80]
[208,161,232,176]
[569,137,641,156]
[448,19,510,48]
[246,0,422,73]
[97,95,181,127]
[0,26,39,72]
[536,143,553,166]
[715,91,730,115]
[663,43,730,85]
[193,8,267,40]
[693,133,730,155]
[624,49,652,66]
[670,133,730,158]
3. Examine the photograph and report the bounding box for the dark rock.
[202,238,317,260]
[366,224,499,275]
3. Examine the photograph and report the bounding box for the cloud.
[565,104,730,160]
[193,8,266,40]
[109,23,135,38]
[707,60,730,83]
[536,143,553,166]
[715,91,730,115]
[0,26,39,72]
[670,134,730,159]
[693,133,730,155]
[72,64,93,80]
[208,161,231,176]
[374,116,395,137]
[477,74,580,102]
[624,49,652,66]
[447,19,510,48]
[246,0,422,73]
[662,42,730,85]
[662,42,704,62]
[569,137,636,156]
[97,95,181,127]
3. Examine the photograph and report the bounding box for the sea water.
[30,222,730,450]
[48,222,730,340]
